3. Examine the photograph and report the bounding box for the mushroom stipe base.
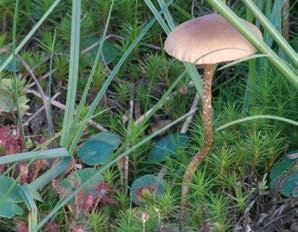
[181,64,214,219]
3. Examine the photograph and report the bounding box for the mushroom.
[164,13,262,216]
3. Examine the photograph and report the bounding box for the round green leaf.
[89,131,121,149]
[269,150,298,180]
[148,133,189,163]
[280,173,298,197]
[269,157,293,180]
[84,39,119,65]
[0,79,29,114]
[0,176,24,218]
[78,140,114,165]
[269,150,298,197]
[0,175,23,202]
[131,175,165,204]
[61,168,103,195]
[0,199,23,218]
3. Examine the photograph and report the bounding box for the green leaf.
[78,140,114,165]
[85,39,119,65]
[269,157,293,180]
[0,89,13,113]
[0,199,23,218]
[78,132,121,165]
[61,168,103,195]
[131,174,165,204]
[28,186,43,202]
[280,173,298,197]
[0,175,23,202]
[0,79,29,114]
[89,131,121,148]
[269,150,298,197]
[0,54,21,72]
[148,133,188,163]
[0,175,24,218]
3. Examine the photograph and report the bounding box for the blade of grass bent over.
[216,115,298,131]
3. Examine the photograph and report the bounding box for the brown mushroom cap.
[164,14,262,65]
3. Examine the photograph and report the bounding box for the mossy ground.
[0,0,297,231]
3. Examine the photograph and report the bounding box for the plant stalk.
[181,64,214,219]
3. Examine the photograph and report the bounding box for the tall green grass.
[12,0,26,149]
[0,0,62,74]
[60,0,81,147]
[206,0,297,88]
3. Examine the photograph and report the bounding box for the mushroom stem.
[181,64,214,218]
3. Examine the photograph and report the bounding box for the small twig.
[25,89,108,132]
[87,120,108,132]
[24,92,60,127]
[18,55,51,126]
[26,69,56,89]
[287,152,298,159]
[81,33,161,55]
[0,47,10,53]
[125,94,134,193]
[282,0,289,40]
[180,93,199,133]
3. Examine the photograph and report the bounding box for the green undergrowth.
[0,0,297,231]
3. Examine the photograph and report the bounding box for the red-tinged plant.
[52,179,65,197]
[15,221,28,232]
[32,159,49,180]
[82,193,95,214]
[70,223,86,232]
[136,185,157,202]
[18,163,29,184]
[0,126,25,176]
[141,211,150,223]
[94,181,116,205]
[0,164,4,173]
[0,126,24,155]
[46,221,59,232]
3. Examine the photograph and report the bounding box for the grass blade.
[0,0,62,74]
[0,148,68,165]
[243,0,297,67]
[71,0,115,141]
[216,115,298,131]
[12,0,26,150]
[21,184,38,232]
[60,0,81,146]
[48,30,57,148]
[206,0,298,88]
[218,54,269,70]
